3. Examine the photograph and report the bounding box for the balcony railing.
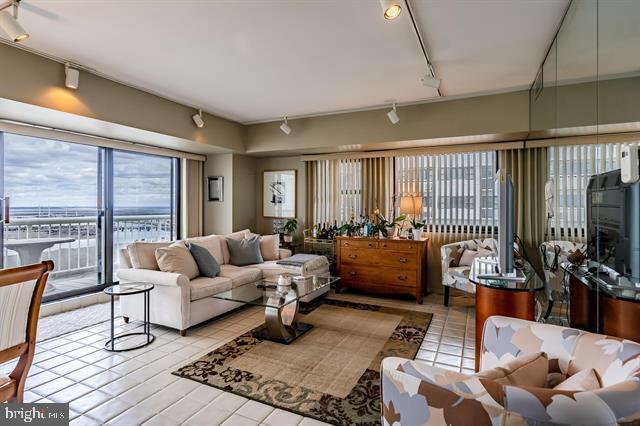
[3,215,174,277]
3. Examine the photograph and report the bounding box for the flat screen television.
[587,169,640,280]
[496,169,514,274]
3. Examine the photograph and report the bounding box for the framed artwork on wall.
[262,170,296,218]
[208,176,223,201]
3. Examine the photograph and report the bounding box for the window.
[308,159,362,225]
[0,132,180,302]
[548,143,621,241]
[395,151,497,237]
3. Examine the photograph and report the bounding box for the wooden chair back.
[0,261,53,403]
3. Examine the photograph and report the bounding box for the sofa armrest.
[279,248,292,259]
[117,268,189,287]
[381,357,503,426]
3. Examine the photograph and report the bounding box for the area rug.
[172,299,432,425]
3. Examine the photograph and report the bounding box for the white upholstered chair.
[0,261,53,403]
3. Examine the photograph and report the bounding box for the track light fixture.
[387,104,399,125]
[380,0,402,20]
[192,109,205,128]
[421,71,441,89]
[280,117,291,135]
[0,0,28,42]
[65,63,80,90]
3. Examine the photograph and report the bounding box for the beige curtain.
[361,157,393,217]
[182,159,204,238]
[499,147,548,270]
[305,160,317,227]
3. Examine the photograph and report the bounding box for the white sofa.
[117,229,330,335]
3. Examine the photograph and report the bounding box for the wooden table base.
[475,285,536,371]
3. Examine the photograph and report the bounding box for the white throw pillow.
[155,241,199,280]
[186,235,224,265]
[259,235,280,261]
[127,241,171,270]
[458,249,478,267]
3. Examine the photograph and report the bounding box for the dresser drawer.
[378,240,421,251]
[341,265,417,288]
[340,239,378,249]
[376,251,418,269]
[340,247,371,265]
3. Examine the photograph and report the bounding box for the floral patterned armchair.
[440,238,497,305]
[381,316,640,426]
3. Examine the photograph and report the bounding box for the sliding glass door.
[0,131,180,302]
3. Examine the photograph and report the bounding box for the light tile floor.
[2,291,475,426]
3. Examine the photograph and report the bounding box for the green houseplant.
[283,218,298,242]
[410,217,425,241]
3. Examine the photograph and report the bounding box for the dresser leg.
[444,287,450,307]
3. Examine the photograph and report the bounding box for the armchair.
[539,240,583,324]
[440,238,497,306]
[381,316,640,425]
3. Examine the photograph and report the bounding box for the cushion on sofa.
[188,243,221,278]
[449,246,465,267]
[127,241,171,270]
[476,352,549,387]
[189,276,232,301]
[553,368,602,391]
[226,235,263,266]
[247,261,291,278]
[458,249,477,267]
[219,229,250,264]
[185,235,224,265]
[155,242,199,280]
[259,234,280,261]
[219,265,261,287]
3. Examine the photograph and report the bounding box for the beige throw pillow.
[127,241,171,270]
[459,249,478,267]
[259,235,280,261]
[476,352,549,388]
[553,368,601,391]
[186,235,224,265]
[155,241,199,280]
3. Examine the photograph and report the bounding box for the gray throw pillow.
[188,243,220,278]
[226,235,263,266]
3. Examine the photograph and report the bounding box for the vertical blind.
[395,152,497,239]
[307,159,361,225]
[548,143,622,242]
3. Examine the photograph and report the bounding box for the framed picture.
[208,176,223,201]
[262,170,297,218]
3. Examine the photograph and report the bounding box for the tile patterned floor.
[2,291,475,426]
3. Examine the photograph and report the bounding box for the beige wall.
[244,91,530,155]
[232,155,257,232]
[0,43,244,153]
[203,154,233,235]
[255,156,306,240]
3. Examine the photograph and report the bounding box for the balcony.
[2,214,174,299]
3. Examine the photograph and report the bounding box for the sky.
[2,133,174,209]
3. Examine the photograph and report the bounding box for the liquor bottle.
[328,222,335,240]
[321,223,328,240]
[312,223,318,238]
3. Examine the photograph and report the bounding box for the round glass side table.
[104,282,155,352]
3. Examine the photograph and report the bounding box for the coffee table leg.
[145,291,150,343]
[265,305,294,342]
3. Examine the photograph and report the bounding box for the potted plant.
[410,218,425,241]
[373,212,406,238]
[283,218,297,243]
[338,220,357,237]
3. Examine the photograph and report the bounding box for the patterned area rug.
[172,299,432,425]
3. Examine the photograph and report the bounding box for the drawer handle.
[349,271,357,276]
[399,257,408,263]
[348,254,358,259]
[398,275,408,281]
[344,242,350,246]
[382,243,388,248]
[367,243,373,247]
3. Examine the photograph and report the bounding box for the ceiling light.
[380,0,402,20]
[280,117,291,135]
[65,63,80,89]
[387,104,399,125]
[192,109,204,128]
[421,72,441,89]
[0,1,28,43]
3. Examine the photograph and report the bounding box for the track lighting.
[387,104,399,125]
[65,63,80,90]
[0,1,28,43]
[380,0,402,20]
[192,109,204,128]
[280,117,291,135]
[421,72,441,89]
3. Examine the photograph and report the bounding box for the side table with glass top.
[469,257,544,371]
[104,283,155,352]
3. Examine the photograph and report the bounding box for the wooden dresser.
[335,236,428,303]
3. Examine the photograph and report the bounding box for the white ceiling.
[6,0,568,124]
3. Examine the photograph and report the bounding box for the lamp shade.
[399,196,423,216]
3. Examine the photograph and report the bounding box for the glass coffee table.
[211,275,339,344]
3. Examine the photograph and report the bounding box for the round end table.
[104,282,155,352]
